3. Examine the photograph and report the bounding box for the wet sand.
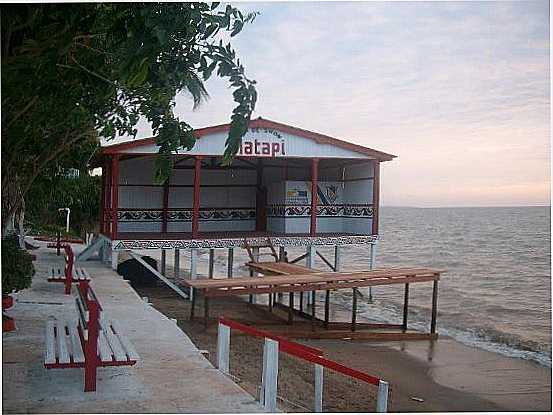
[134,281,551,412]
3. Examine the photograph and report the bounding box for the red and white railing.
[216,317,390,412]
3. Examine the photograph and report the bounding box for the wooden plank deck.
[183,267,442,296]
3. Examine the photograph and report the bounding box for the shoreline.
[134,280,552,412]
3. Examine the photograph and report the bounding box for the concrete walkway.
[2,241,263,413]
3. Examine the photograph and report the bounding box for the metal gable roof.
[101,117,397,161]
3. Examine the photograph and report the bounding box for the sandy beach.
[135,280,551,412]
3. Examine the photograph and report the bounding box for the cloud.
[111,1,550,206]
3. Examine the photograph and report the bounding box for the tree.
[1,3,258,235]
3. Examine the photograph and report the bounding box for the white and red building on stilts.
[93,117,396,278]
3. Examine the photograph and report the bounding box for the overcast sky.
[122,1,550,207]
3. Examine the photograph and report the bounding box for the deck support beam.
[430,280,439,334]
[402,283,410,332]
[324,290,330,329]
[351,287,357,332]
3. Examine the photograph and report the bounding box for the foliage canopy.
[1,3,258,233]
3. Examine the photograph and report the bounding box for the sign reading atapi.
[238,138,286,157]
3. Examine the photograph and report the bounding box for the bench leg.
[84,360,98,392]
[64,275,72,295]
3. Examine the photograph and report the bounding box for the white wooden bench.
[44,282,139,392]
[48,245,90,294]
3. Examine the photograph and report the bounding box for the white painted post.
[174,248,180,278]
[190,248,198,301]
[227,248,234,278]
[368,242,377,302]
[334,245,342,272]
[278,246,285,301]
[262,338,279,412]
[251,247,259,304]
[208,249,215,278]
[161,249,166,275]
[111,249,119,270]
[376,380,389,412]
[217,322,231,375]
[306,245,316,305]
[314,364,324,412]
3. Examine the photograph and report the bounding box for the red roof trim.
[102,117,396,161]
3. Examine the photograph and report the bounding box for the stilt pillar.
[174,249,180,278]
[430,280,439,334]
[161,250,166,275]
[227,248,234,278]
[334,245,342,272]
[208,249,215,279]
[111,249,119,271]
[190,248,198,301]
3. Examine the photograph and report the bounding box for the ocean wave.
[331,292,552,368]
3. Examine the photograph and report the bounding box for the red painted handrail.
[218,317,381,386]
[219,317,323,356]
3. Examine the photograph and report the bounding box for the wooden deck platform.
[183,265,444,340]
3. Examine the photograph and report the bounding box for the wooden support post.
[161,250,166,275]
[351,287,357,332]
[310,158,319,236]
[311,290,316,330]
[190,248,198,301]
[208,249,215,279]
[403,283,410,332]
[324,290,330,329]
[227,248,234,278]
[288,292,294,325]
[306,245,316,306]
[299,287,304,311]
[56,231,61,256]
[250,247,259,304]
[192,156,202,238]
[368,242,377,302]
[430,280,439,334]
[204,295,209,329]
[334,245,342,272]
[174,249,180,278]
[278,246,285,262]
[111,155,120,240]
[190,288,196,320]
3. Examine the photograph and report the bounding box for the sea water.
[328,206,551,367]
[159,206,551,368]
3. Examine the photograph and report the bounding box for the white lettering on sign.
[238,139,286,157]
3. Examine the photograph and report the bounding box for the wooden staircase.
[243,237,279,263]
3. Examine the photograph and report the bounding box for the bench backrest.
[75,282,102,340]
